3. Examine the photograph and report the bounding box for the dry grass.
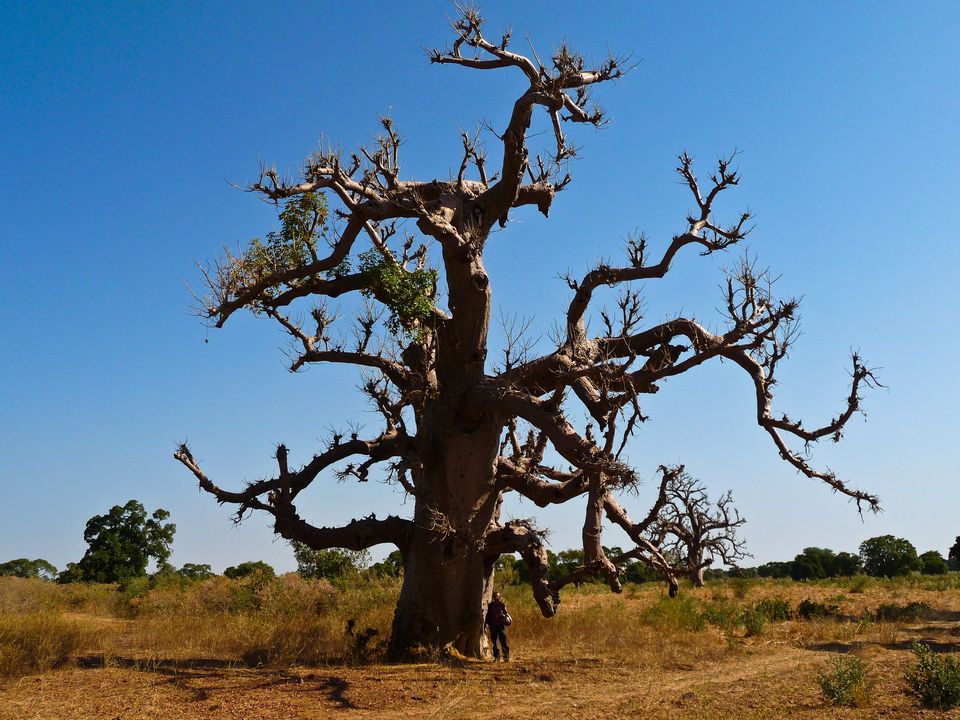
[0,613,97,677]
[1,575,959,719]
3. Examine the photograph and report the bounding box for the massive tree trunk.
[389,417,502,657]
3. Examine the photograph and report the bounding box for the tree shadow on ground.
[805,638,959,654]
[74,656,358,708]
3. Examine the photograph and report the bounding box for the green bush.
[740,606,766,637]
[641,596,706,632]
[874,601,929,622]
[848,575,870,593]
[817,655,871,707]
[797,598,840,619]
[753,597,792,622]
[905,642,960,709]
[728,577,756,599]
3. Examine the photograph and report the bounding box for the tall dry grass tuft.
[0,613,96,677]
[501,584,730,669]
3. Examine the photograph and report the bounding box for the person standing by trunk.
[485,591,511,661]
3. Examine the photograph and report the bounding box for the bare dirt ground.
[3,586,959,719]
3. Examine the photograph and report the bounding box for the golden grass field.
[1,573,959,719]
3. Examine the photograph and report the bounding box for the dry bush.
[124,574,398,665]
[3,573,959,683]
[0,613,96,677]
[0,577,64,614]
[501,584,730,669]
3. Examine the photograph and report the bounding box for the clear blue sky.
[1,1,957,574]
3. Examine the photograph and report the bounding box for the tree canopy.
[859,535,920,578]
[60,500,175,584]
[0,558,58,581]
[223,561,275,580]
[291,541,370,582]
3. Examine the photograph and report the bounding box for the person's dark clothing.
[485,599,510,660]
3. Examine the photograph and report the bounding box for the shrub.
[641,596,706,632]
[729,577,755,599]
[753,597,792,622]
[817,655,871,707]
[700,602,739,632]
[919,550,948,576]
[848,575,870,593]
[905,642,960,709]
[797,598,840,619]
[740,606,766,637]
[874,601,929,622]
[224,561,275,580]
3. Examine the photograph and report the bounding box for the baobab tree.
[651,471,748,588]
[175,8,879,658]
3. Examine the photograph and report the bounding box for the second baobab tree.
[175,8,880,658]
[651,471,748,588]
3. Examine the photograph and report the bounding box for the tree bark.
[389,418,502,658]
[692,565,705,588]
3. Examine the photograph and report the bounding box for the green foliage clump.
[949,536,960,571]
[696,597,791,636]
[247,193,326,276]
[790,547,862,580]
[177,563,214,581]
[756,561,792,579]
[740,606,767,636]
[728,577,757,599]
[817,655,871,707]
[0,559,57,581]
[905,642,960,709]
[874,601,929,622]
[797,598,841,619]
[223,561,275,581]
[358,248,437,337]
[292,542,370,584]
[859,535,919,578]
[641,595,706,632]
[753,597,793,622]
[848,575,871,593]
[60,500,175,584]
[221,192,328,301]
[699,601,740,632]
[369,550,404,578]
[919,550,948,575]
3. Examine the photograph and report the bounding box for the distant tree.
[292,541,370,581]
[756,561,792,579]
[65,500,175,584]
[833,551,863,577]
[177,563,214,580]
[0,558,58,581]
[223,561,275,580]
[493,554,522,586]
[859,535,920,578]
[652,471,748,587]
[949,537,960,571]
[371,550,405,578]
[919,551,948,576]
[791,552,824,581]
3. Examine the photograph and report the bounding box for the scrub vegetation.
[2,574,959,719]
